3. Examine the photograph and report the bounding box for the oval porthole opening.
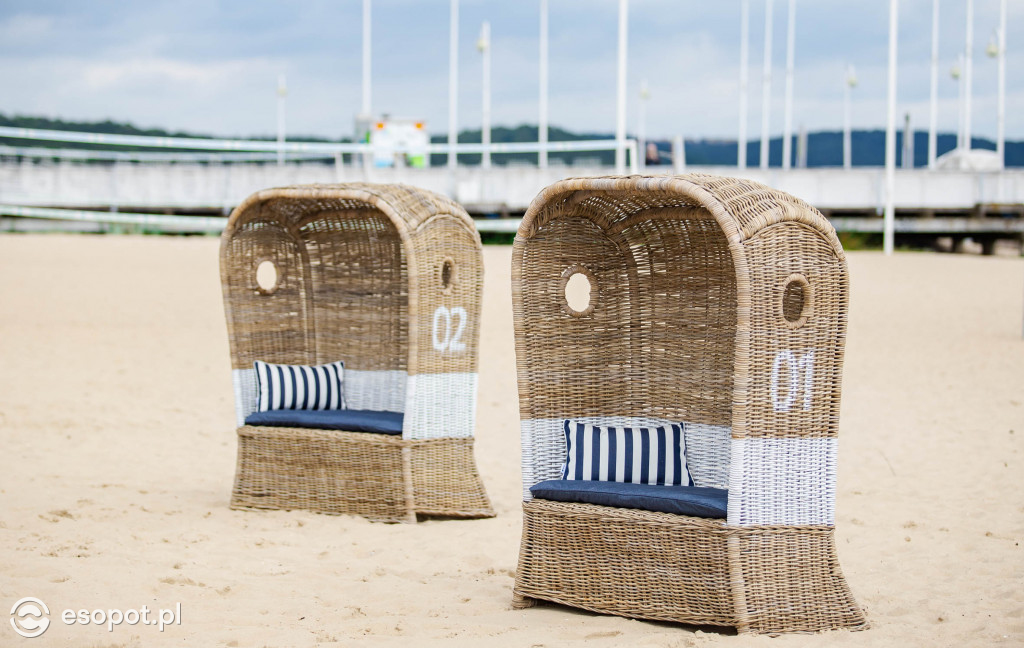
[561,265,597,317]
[780,274,812,327]
[255,260,280,295]
[440,258,455,293]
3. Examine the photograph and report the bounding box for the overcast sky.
[0,0,1020,140]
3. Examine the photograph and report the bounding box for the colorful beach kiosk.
[510,174,867,634]
[220,183,493,523]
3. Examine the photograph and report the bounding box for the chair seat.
[244,409,404,435]
[529,479,727,519]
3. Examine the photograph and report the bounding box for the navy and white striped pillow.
[254,360,346,412]
[560,420,693,486]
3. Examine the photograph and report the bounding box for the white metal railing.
[0,144,334,163]
[5,204,1022,237]
[0,125,640,172]
[0,203,513,234]
[0,204,226,232]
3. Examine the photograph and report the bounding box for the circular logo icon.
[10,597,50,638]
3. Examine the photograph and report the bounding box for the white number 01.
[432,306,467,353]
[770,350,815,412]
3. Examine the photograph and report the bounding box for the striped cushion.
[560,420,693,486]
[254,360,346,412]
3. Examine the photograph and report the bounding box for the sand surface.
[1,233,1022,647]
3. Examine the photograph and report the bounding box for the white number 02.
[432,306,467,353]
[770,350,815,412]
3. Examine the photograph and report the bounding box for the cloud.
[80,58,270,89]
[0,0,1018,139]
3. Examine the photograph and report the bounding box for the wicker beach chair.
[510,174,867,634]
[220,183,493,523]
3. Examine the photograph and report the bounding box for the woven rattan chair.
[221,183,493,523]
[511,174,867,634]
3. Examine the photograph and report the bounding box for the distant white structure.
[934,148,1002,172]
[354,116,430,168]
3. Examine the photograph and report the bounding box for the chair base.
[409,437,495,518]
[230,426,493,523]
[513,499,868,635]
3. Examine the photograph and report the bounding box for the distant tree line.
[1,113,1019,167]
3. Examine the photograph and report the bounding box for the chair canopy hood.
[222,183,483,440]
[513,173,849,528]
[225,182,477,243]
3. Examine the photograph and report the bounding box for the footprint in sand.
[38,509,75,523]
[159,576,207,587]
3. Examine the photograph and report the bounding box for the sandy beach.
[1,233,1022,647]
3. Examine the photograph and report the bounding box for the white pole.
[902,112,913,169]
[950,54,958,149]
[782,0,795,170]
[964,0,973,152]
[928,0,938,168]
[539,0,549,169]
[479,21,491,169]
[361,0,371,171]
[738,0,750,169]
[844,65,856,170]
[277,73,287,167]
[760,0,774,169]
[884,0,898,256]
[638,79,648,173]
[616,0,629,174]
[362,0,371,116]
[996,0,1006,167]
[448,0,459,169]
[673,134,686,173]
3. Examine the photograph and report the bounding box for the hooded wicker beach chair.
[510,174,867,634]
[221,183,493,523]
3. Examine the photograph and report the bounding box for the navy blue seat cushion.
[245,409,404,435]
[530,479,727,519]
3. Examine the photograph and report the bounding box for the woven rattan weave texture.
[511,174,866,634]
[221,183,493,522]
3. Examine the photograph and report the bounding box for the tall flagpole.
[760,0,774,169]
[539,0,549,169]
[276,73,287,167]
[964,0,973,152]
[362,0,371,117]
[615,0,628,174]
[638,80,649,173]
[928,0,938,169]
[738,0,750,169]
[996,0,1006,167]
[782,0,796,170]
[844,65,856,169]
[884,0,899,256]
[954,55,964,149]
[478,22,491,169]
[448,0,459,169]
